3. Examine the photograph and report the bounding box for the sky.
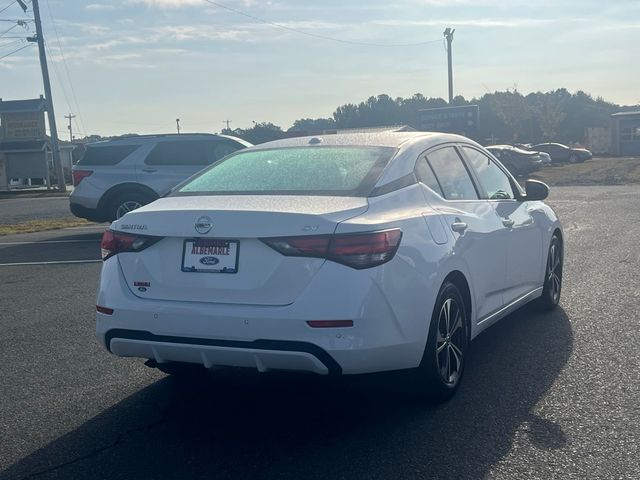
[0,0,638,137]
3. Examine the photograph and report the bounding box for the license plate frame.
[181,238,240,274]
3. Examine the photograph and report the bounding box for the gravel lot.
[0,185,638,480]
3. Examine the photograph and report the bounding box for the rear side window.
[426,147,478,200]
[175,146,396,196]
[78,145,140,166]
[463,147,515,200]
[145,140,242,166]
[415,157,443,196]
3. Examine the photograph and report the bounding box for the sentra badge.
[121,224,148,231]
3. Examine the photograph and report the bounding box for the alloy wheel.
[435,297,465,385]
[547,242,562,303]
[116,200,143,219]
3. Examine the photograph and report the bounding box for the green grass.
[0,218,94,236]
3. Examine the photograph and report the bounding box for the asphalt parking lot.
[1,185,639,480]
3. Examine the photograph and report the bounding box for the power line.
[0,21,18,35]
[44,0,87,135]
[202,0,442,47]
[44,40,74,115]
[0,1,17,15]
[0,38,22,48]
[0,41,30,60]
[0,19,29,40]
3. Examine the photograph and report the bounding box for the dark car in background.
[486,145,547,176]
[530,143,592,163]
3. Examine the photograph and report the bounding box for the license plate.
[182,239,239,273]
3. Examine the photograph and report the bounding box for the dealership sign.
[3,111,46,141]
[418,105,479,137]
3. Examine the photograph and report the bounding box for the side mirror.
[524,179,549,201]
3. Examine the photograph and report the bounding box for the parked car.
[486,145,547,176]
[70,133,251,222]
[96,132,563,401]
[513,143,533,150]
[529,143,592,163]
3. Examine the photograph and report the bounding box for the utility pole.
[176,118,181,134]
[65,113,75,142]
[30,0,65,191]
[443,27,455,104]
[222,119,232,131]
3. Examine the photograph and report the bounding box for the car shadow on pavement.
[1,307,572,480]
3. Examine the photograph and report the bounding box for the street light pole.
[443,27,455,104]
[31,0,66,192]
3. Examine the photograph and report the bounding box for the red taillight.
[261,229,402,269]
[96,305,114,315]
[287,236,331,256]
[72,170,93,186]
[331,230,401,256]
[100,229,160,260]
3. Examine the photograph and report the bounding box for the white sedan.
[96,131,563,401]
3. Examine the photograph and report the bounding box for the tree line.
[223,88,638,146]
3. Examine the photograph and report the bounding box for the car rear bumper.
[96,256,432,375]
[106,329,341,375]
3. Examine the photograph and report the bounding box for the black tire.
[411,281,470,402]
[109,190,155,221]
[532,234,563,311]
[568,154,579,164]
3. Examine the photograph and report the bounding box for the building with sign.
[611,111,640,156]
[418,105,479,139]
[0,96,76,190]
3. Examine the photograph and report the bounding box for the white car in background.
[96,131,563,401]
[70,133,251,222]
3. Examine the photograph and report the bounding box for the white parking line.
[0,259,102,266]
[0,240,99,246]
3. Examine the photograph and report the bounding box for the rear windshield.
[174,146,396,196]
[77,144,140,166]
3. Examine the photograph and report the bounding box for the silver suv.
[69,133,251,222]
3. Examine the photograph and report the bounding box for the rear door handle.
[502,218,515,228]
[451,219,468,233]
[142,168,157,173]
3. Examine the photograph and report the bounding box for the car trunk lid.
[112,195,368,306]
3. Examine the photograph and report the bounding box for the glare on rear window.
[175,146,396,196]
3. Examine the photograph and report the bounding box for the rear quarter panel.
[335,184,458,363]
